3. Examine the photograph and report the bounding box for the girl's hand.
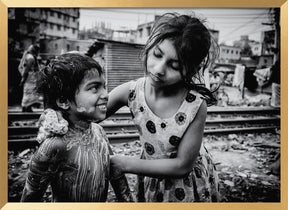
[109,155,135,202]
[110,155,127,180]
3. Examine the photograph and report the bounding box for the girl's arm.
[106,81,131,118]
[101,126,134,202]
[105,82,135,201]
[21,138,63,202]
[111,101,207,178]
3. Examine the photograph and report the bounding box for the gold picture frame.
[1,0,287,209]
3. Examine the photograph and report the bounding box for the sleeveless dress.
[127,77,219,202]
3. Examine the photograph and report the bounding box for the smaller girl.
[21,53,133,202]
[107,13,220,202]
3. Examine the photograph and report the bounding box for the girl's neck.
[146,79,186,98]
[69,117,91,132]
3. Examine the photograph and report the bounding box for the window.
[58,13,61,19]
[147,26,151,36]
[55,43,58,50]
[139,28,143,38]
[57,25,61,31]
[67,44,70,51]
[50,23,53,29]
[227,49,229,53]
[72,29,75,34]
[76,46,80,51]
[231,50,233,54]
[50,11,54,17]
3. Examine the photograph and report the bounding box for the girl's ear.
[56,98,70,110]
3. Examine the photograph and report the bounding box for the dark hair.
[37,53,103,110]
[143,13,218,106]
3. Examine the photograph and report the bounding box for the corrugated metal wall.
[104,42,145,92]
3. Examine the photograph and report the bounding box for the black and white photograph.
[7,7,281,203]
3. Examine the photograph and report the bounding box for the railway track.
[8,106,280,147]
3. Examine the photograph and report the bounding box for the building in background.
[249,42,263,56]
[112,29,137,43]
[135,15,220,45]
[232,34,275,58]
[86,39,144,92]
[218,44,241,63]
[136,20,155,44]
[8,8,80,105]
[261,30,276,55]
[78,21,113,40]
[40,39,94,59]
[8,8,80,52]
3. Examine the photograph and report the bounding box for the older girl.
[108,13,220,202]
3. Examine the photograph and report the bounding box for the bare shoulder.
[111,81,132,96]
[198,99,207,115]
[107,81,135,116]
[194,99,207,123]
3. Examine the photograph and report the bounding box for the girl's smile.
[68,70,108,125]
[95,103,107,111]
[76,102,107,114]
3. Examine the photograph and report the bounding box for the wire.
[220,12,270,39]
[220,26,273,43]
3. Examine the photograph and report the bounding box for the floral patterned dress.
[128,78,219,202]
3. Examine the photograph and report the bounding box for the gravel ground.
[8,132,280,202]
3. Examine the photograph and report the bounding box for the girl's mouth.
[96,104,107,111]
[149,73,163,83]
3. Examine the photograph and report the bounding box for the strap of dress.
[184,90,205,125]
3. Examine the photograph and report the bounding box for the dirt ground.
[106,132,280,202]
[9,131,280,202]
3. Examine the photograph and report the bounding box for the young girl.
[107,13,220,202]
[21,53,133,202]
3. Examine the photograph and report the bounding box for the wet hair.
[143,13,218,106]
[37,53,103,110]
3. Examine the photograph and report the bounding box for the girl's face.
[69,69,108,123]
[146,39,183,88]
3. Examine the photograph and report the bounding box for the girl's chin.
[93,114,106,122]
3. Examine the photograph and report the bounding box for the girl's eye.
[171,64,180,70]
[153,49,162,58]
[169,61,181,71]
[90,86,98,92]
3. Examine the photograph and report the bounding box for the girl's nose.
[154,60,166,76]
[100,88,109,100]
